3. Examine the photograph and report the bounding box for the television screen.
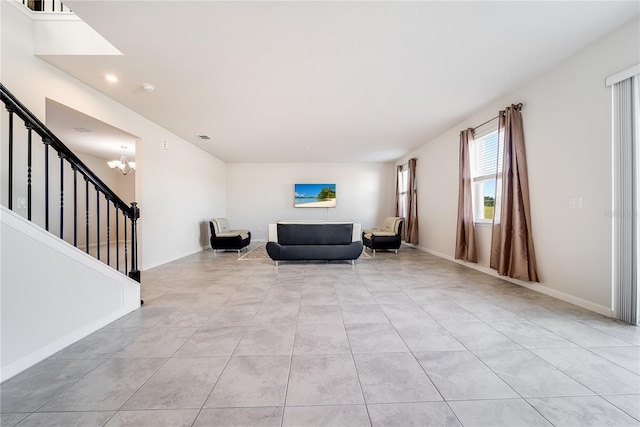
[294,183,336,208]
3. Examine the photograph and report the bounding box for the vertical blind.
[609,67,639,325]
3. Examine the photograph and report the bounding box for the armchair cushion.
[363,231,396,239]
[363,217,403,236]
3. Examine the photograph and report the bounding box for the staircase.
[1,83,141,381]
[1,83,140,281]
[19,0,70,13]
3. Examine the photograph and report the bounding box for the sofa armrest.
[352,223,362,242]
[268,224,278,242]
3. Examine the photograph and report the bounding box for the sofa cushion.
[277,223,353,246]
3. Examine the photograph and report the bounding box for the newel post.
[128,202,141,283]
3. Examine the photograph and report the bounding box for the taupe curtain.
[455,129,478,262]
[405,158,419,244]
[490,105,539,281]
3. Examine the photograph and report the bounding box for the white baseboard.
[408,244,614,318]
[1,307,135,382]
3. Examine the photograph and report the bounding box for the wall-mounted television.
[294,183,336,208]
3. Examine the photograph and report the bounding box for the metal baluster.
[7,106,13,209]
[106,197,111,267]
[85,176,89,254]
[26,123,33,221]
[73,165,78,247]
[96,187,100,260]
[59,153,65,239]
[43,138,51,230]
[115,206,120,272]
[124,212,128,274]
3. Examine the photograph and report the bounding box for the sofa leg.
[373,250,376,258]
[351,260,355,266]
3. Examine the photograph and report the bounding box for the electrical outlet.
[568,197,582,209]
[163,140,168,150]
[17,197,26,210]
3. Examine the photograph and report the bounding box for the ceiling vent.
[73,127,91,133]
[198,135,211,140]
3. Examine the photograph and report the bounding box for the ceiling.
[43,1,639,163]
[46,99,138,161]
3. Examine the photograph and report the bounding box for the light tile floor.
[2,245,639,426]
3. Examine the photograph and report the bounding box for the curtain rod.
[399,157,417,168]
[471,103,523,131]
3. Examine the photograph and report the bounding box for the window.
[470,121,503,222]
[397,165,409,220]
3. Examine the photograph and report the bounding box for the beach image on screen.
[294,183,336,208]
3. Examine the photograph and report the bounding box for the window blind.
[471,130,504,180]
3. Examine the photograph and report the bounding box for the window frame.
[470,122,503,224]
[397,165,409,220]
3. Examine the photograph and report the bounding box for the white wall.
[140,136,226,266]
[398,18,640,315]
[1,207,140,382]
[226,162,396,241]
[1,1,227,270]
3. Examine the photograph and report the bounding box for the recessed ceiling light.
[105,74,119,83]
[198,135,211,140]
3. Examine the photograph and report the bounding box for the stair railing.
[20,0,70,13]
[1,83,140,282]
